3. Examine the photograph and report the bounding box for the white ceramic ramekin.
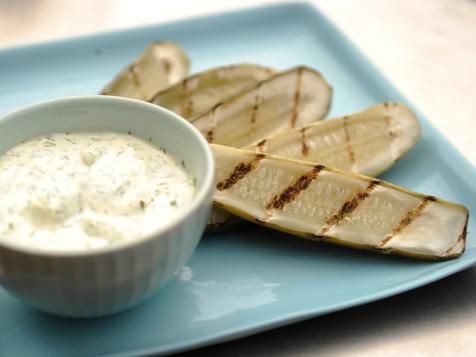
[0,96,214,318]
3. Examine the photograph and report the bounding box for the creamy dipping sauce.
[0,132,196,251]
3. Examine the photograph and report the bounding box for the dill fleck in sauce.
[0,132,195,251]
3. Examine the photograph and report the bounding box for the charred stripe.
[343,116,356,164]
[180,77,193,117]
[319,181,379,235]
[266,165,324,210]
[384,115,396,139]
[250,83,263,124]
[290,67,303,128]
[256,139,267,152]
[300,127,309,156]
[444,213,468,255]
[206,103,221,143]
[162,59,172,74]
[378,197,432,248]
[216,155,264,191]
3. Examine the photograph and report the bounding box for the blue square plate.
[1,3,475,356]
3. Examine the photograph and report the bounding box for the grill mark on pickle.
[377,196,433,248]
[342,116,356,164]
[216,154,265,191]
[256,139,267,152]
[290,67,303,128]
[129,65,140,87]
[444,213,468,255]
[180,77,194,117]
[127,64,147,99]
[206,130,214,143]
[206,103,221,143]
[319,180,379,235]
[300,127,309,156]
[266,165,324,210]
[162,59,171,74]
[250,83,263,124]
[384,115,396,139]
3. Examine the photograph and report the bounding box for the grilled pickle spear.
[201,66,331,230]
[150,64,275,118]
[101,42,190,100]
[247,102,420,177]
[212,144,468,260]
[208,102,421,231]
[191,66,332,147]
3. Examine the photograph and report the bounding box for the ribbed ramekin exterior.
[0,198,212,318]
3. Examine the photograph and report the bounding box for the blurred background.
[1,1,476,356]
[1,0,475,164]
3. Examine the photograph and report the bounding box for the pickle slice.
[212,144,468,260]
[101,42,189,100]
[247,102,421,177]
[209,102,421,232]
[151,64,275,119]
[191,66,332,147]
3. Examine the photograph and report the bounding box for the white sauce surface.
[0,132,195,251]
